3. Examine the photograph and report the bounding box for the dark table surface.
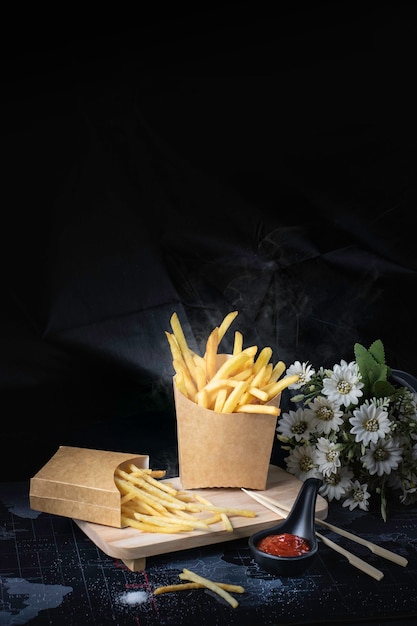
[2,5,417,625]
[1,472,417,626]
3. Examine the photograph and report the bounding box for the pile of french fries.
[165,310,298,415]
[115,464,255,534]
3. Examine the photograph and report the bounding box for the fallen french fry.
[179,569,239,608]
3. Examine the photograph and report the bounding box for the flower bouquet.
[277,340,417,520]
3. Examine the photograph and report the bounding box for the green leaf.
[368,339,386,366]
[354,343,376,397]
[354,340,390,399]
[373,379,396,398]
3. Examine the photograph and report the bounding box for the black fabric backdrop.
[2,3,417,480]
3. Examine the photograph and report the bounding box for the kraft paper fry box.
[29,446,149,527]
[174,370,281,490]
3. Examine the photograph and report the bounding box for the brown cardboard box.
[174,375,281,490]
[29,446,149,527]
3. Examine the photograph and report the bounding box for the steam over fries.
[116,464,255,534]
[166,311,299,415]
[154,568,245,608]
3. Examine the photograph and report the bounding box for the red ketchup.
[257,532,311,557]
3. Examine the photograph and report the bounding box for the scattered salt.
[119,590,148,605]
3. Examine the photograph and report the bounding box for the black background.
[2,2,417,480]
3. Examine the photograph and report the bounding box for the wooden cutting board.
[74,465,328,571]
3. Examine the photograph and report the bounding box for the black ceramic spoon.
[248,477,322,576]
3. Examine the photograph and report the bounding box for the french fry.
[233,330,243,355]
[197,506,255,518]
[127,465,176,494]
[205,326,219,381]
[128,466,167,479]
[191,351,207,371]
[253,346,273,374]
[217,310,238,344]
[194,493,233,532]
[264,361,273,377]
[195,387,210,408]
[133,511,211,531]
[213,387,227,412]
[232,367,253,381]
[220,512,234,532]
[263,374,300,400]
[173,360,198,399]
[250,364,268,389]
[121,516,189,533]
[247,386,269,402]
[269,360,286,383]
[194,364,207,391]
[221,380,249,413]
[179,569,239,608]
[173,370,188,398]
[237,403,281,416]
[170,312,197,383]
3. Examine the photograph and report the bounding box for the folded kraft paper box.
[29,446,149,527]
[174,381,281,490]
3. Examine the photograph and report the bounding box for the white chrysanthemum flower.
[349,402,391,445]
[341,359,360,376]
[286,361,316,389]
[361,438,403,476]
[284,445,319,481]
[342,480,371,511]
[304,396,344,435]
[320,465,354,501]
[322,360,364,407]
[315,437,342,476]
[276,408,314,442]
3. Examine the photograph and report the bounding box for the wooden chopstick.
[315,532,384,580]
[315,517,407,567]
[243,489,408,568]
[241,488,290,520]
[241,488,385,581]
